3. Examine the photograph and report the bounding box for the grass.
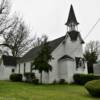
[0,81,99,100]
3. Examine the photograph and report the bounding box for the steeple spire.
[65,5,79,26]
[65,5,84,43]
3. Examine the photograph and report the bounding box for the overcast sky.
[11,0,100,44]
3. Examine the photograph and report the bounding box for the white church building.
[0,5,88,83]
[14,5,88,83]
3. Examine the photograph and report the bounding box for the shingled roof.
[65,5,79,26]
[2,55,17,66]
[19,36,66,63]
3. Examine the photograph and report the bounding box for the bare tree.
[32,35,49,48]
[84,41,100,73]
[1,16,35,57]
[0,0,13,34]
[85,41,100,55]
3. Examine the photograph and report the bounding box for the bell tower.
[64,4,84,43]
[65,5,79,32]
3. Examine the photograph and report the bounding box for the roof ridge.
[48,35,65,43]
[19,35,65,63]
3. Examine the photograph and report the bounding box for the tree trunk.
[87,62,94,73]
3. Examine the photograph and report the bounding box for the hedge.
[10,73,22,82]
[85,80,100,97]
[24,72,35,82]
[73,74,100,85]
[24,72,39,84]
[59,79,66,84]
[32,78,39,84]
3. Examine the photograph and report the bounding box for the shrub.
[24,72,35,82]
[59,79,66,84]
[33,78,39,84]
[52,80,58,84]
[73,74,100,85]
[85,80,100,97]
[10,73,22,82]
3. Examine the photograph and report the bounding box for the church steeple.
[65,5,79,31]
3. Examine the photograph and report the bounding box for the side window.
[79,59,82,66]
[12,69,15,73]
[75,57,80,69]
[19,64,20,73]
[30,62,33,73]
[24,63,26,74]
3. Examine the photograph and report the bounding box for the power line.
[84,18,100,40]
[70,18,100,55]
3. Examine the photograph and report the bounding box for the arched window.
[75,57,85,69]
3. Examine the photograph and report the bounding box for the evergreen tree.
[32,36,53,83]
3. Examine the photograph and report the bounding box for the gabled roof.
[19,36,66,63]
[65,5,79,26]
[2,55,17,66]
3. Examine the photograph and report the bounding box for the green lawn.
[0,81,99,100]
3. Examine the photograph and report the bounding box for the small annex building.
[14,5,88,83]
[93,61,100,75]
[0,55,17,80]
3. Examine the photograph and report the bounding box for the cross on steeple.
[65,5,79,31]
